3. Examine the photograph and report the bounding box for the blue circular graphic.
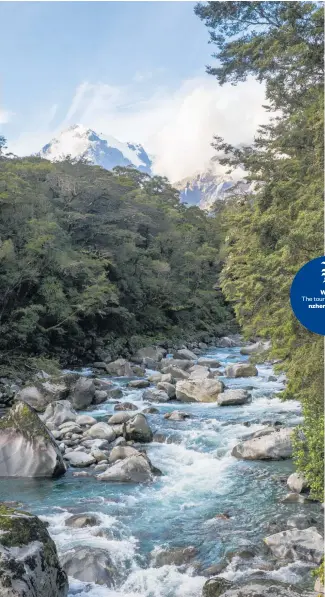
[290,256,325,336]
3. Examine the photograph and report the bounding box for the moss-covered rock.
[0,401,66,477]
[0,504,68,597]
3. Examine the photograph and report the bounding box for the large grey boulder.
[70,377,95,410]
[65,513,101,528]
[225,363,258,378]
[160,358,194,371]
[143,389,171,402]
[18,380,68,412]
[197,358,221,368]
[128,379,150,389]
[264,527,323,563]
[157,382,176,398]
[287,472,308,493]
[105,359,133,377]
[202,579,311,597]
[64,451,96,467]
[132,346,167,364]
[125,414,153,442]
[173,348,197,360]
[42,400,76,427]
[0,401,66,477]
[97,454,153,483]
[161,366,190,380]
[0,505,68,597]
[152,546,197,567]
[108,445,141,464]
[60,546,117,586]
[217,389,251,406]
[107,412,132,425]
[176,379,224,403]
[85,422,116,442]
[232,428,294,460]
[188,365,214,380]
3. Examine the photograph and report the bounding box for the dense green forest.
[196,1,324,500]
[0,150,234,374]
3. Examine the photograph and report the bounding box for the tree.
[196,1,324,499]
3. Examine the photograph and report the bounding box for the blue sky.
[0,1,266,180]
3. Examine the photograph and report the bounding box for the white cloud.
[0,108,13,125]
[10,75,269,182]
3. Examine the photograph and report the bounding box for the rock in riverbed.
[264,526,324,563]
[97,454,155,483]
[60,546,117,586]
[225,363,258,378]
[217,389,251,406]
[287,472,309,493]
[0,505,68,597]
[202,579,312,597]
[176,379,224,403]
[232,428,294,460]
[0,401,66,477]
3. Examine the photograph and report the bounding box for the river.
[0,345,320,596]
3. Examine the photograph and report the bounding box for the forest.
[0,151,234,373]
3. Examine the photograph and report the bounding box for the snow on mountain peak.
[39,125,152,174]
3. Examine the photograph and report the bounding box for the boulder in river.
[197,358,221,368]
[287,472,309,493]
[105,358,140,377]
[93,390,108,404]
[0,504,68,597]
[160,358,194,371]
[217,389,251,406]
[225,363,258,378]
[128,379,150,389]
[264,526,324,563]
[125,414,153,442]
[65,513,101,528]
[97,454,154,483]
[161,365,190,380]
[60,546,117,586]
[114,401,138,411]
[69,377,95,410]
[215,336,237,348]
[0,401,66,477]
[85,422,116,442]
[173,348,198,360]
[232,428,293,460]
[108,445,141,464]
[152,546,197,567]
[131,346,167,364]
[175,379,224,403]
[143,388,171,402]
[202,579,312,597]
[108,412,132,425]
[42,400,76,427]
[64,451,96,467]
[164,411,190,421]
[157,381,176,398]
[188,365,214,380]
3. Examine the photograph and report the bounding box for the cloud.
[0,108,13,125]
[10,75,269,181]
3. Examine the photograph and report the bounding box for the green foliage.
[197,1,324,499]
[0,156,234,371]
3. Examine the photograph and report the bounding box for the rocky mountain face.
[174,168,250,210]
[39,124,152,174]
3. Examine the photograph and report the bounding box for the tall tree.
[196,1,324,499]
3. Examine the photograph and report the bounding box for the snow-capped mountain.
[174,167,250,210]
[39,124,152,174]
